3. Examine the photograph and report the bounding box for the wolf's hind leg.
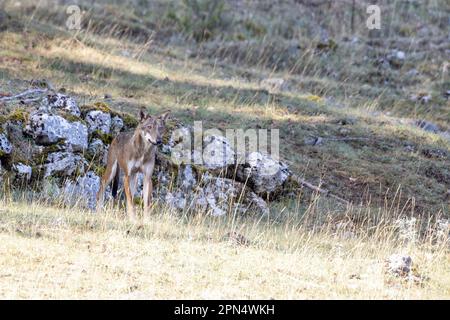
[143,176,153,221]
[96,159,118,212]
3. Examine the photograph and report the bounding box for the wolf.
[96,108,170,221]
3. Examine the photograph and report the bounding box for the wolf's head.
[138,108,170,145]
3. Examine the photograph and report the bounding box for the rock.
[87,138,108,166]
[164,191,188,210]
[166,126,193,164]
[394,50,405,60]
[387,50,405,68]
[415,120,439,133]
[110,116,124,135]
[63,171,100,210]
[12,162,32,180]
[25,111,88,151]
[159,172,268,216]
[385,254,412,277]
[445,90,450,99]
[406,69,419,77]
[246,191,270,215]
[177,164,197,191]
[261,78,287,92]
[85,110,111,134]
[0,132,12,155]
[304,136,323,146]
[202,134,235,170]
[411,93,432,104]
[403,144,415,153]
[41,93,80,116]
[44,151,87,178]
[337,117,356,126]
[422,148,447,159]
[194,176,241,216]
[236,152,290,194]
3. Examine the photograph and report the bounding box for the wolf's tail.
[111,168,120,198]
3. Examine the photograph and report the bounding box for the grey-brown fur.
[96,109,170,221]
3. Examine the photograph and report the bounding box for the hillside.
[0,0,449,299]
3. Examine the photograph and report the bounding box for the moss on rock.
[57,111,86,125]
[7,108,29,123]
[90,130,113,145]
[80,102,112,116]
[121,113,139,128]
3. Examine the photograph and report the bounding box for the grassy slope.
[0,0,449,298]
[1,0,449,214]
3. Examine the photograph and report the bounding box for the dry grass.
[0,200,449,299]
[0,0,449,299]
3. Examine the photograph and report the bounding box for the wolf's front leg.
[143,176,153,221]
[123,175,136,221]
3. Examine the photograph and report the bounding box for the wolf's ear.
[139,107,148,121]
[159,110,171,122]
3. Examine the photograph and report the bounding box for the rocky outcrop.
[0,91,295,215]
[12,162,32,180]
[85,110,111,134]
[385,254,412,277]
[63,171,100,210]
[111,116,124,135]
[87,138,109,166]
[25,111,88,151]
[0,133,12,156]
[44,151,87,178]
[235,151,290,195]
[41,93,80,116]
[202,134,235,170]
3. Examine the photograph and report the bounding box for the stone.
[164,191,188,210]
[12,162,32,180]
[63,171,100,210]
[44,151,87,178]
[235,152,291,194]
[246,191,270,215]
[387,50,405,68]
[25,111,88,151]
[406,69,419,77]
[41,93,80,116]
[415,120,439,133]
[194,176,240,216]
[304,136,323,146]
[385,254,412,277]
[167,126,194,164]
[202,134,235,170]
[421,148,447,159]
[85,110,111,134]
[0,132,12,155]
[177,164,197,191]
[87,138,109,166]
[110,116,124,135]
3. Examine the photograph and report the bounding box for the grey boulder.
[25,111,88,151]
